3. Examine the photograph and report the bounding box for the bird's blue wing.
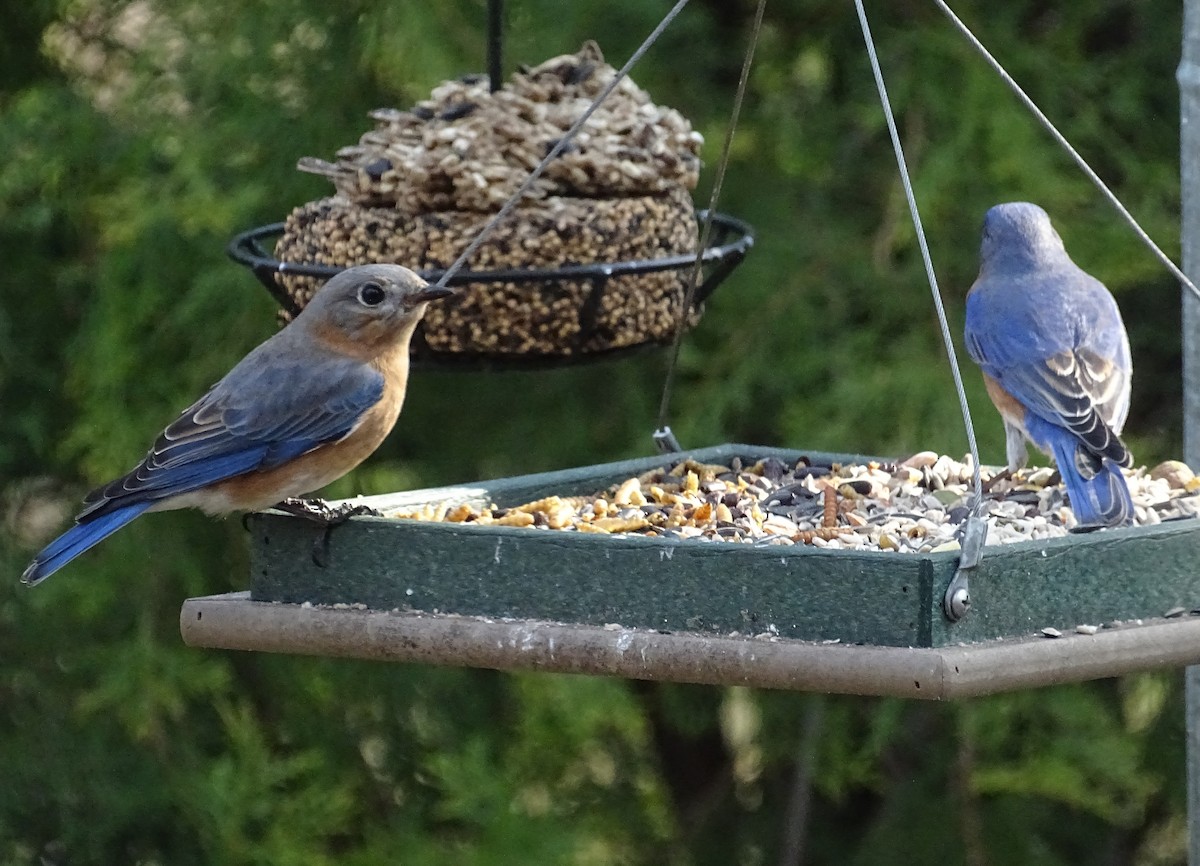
[80,355,384,519]
[989,350,1130,467]
[965,280,1131,466]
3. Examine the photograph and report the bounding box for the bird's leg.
[1003,421,1029,472]
[269,497,382,566]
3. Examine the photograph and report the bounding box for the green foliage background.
[0,0,1191,863]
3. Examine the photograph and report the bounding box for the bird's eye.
[358,281,386,306]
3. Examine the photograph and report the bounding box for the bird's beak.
[408,285,456,305]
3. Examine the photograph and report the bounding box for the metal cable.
[654,0,769,446]
[435,0,693,290]
[857,1,986,620]
[854,0,984,508]
[933,0,1200,304]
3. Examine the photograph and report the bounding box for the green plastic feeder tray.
[234,443,1200,649]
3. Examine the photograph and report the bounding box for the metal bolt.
[944,584,971,621]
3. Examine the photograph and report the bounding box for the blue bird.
[964,202,1134,528]
[23,264,452,585]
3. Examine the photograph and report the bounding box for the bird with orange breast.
[22,264,452,585]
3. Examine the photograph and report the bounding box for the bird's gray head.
[297,264,454,350]
[979,202,1068,273]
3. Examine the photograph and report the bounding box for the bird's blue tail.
[1046,431,1134,528]
[21,502,152,586]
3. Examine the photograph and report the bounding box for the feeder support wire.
[933,0,1200,305]
[653,0,769,454]
[434,0,692,292]
[855,0,985,621]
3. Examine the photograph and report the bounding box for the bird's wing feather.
[998,351,1130,465]
[80,354,384,518]
[966,282,1130,466]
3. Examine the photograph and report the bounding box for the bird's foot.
[269,498,382,567]
[269,497,341,521]
[271,497,381,523]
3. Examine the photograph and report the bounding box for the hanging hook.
[653,427,683,453]
[944,509,988,621]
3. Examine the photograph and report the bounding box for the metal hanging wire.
[933,0,1200,304]
[854,1,986,621]
[653,0,769,454]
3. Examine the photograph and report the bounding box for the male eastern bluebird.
[22,264,452,585]
[963,201,1134,528]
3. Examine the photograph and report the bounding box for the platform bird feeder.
[189,0,1200,702]
[183,444,1200,700]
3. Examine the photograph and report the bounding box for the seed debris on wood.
[386,453,1200,553]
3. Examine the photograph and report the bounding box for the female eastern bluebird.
[22,264,452,585]
[964,201,1134,528]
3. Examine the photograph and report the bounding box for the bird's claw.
[269,498,381,567]
[325,502,382,524]
[271,497,380,522]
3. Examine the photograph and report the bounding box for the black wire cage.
[227,211,754,370]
